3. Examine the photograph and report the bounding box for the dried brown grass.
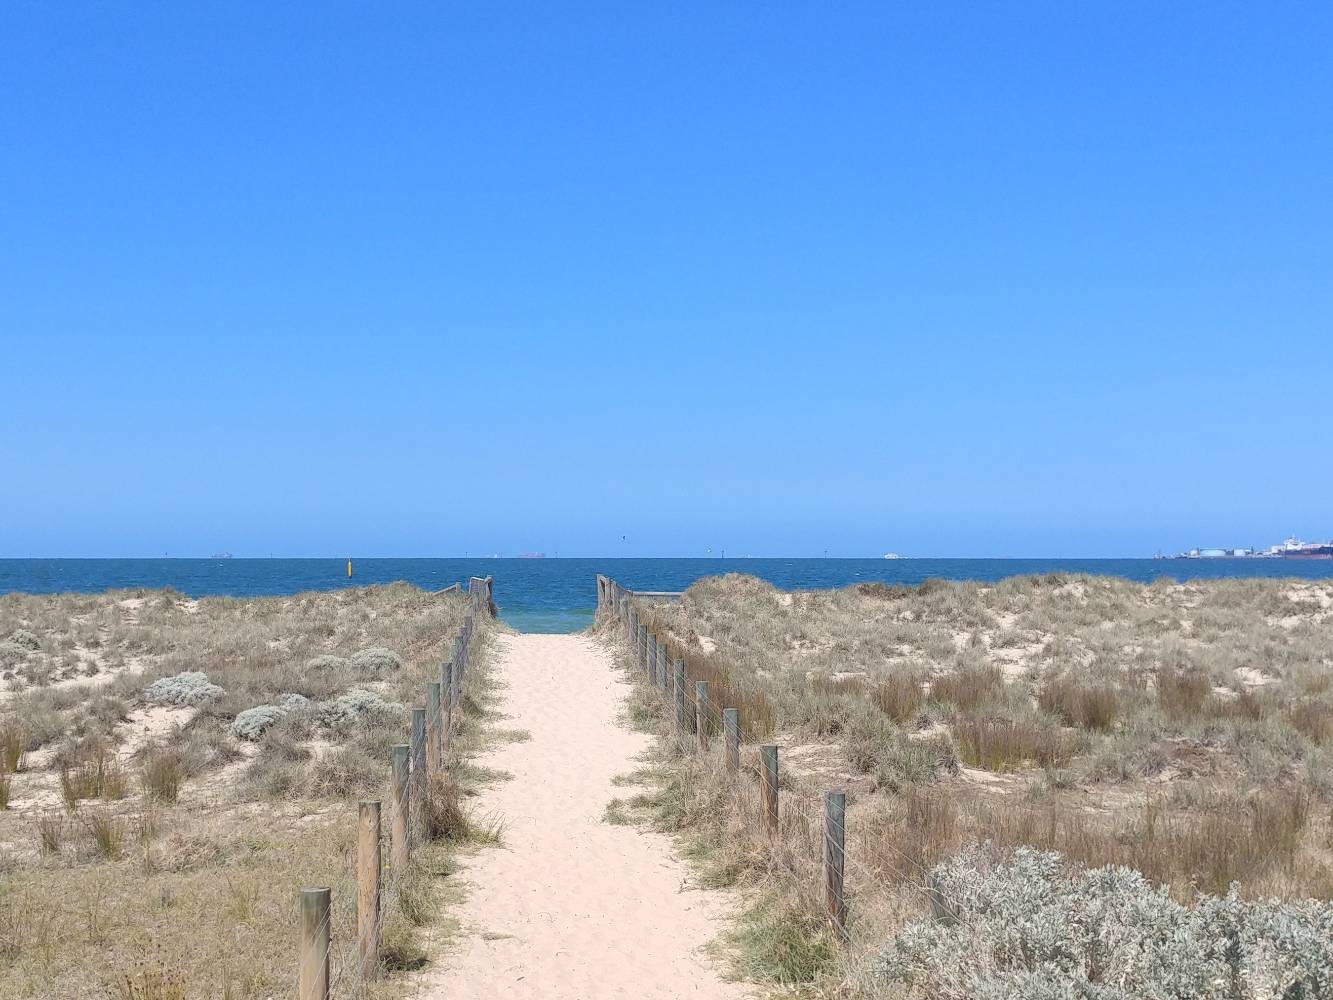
[1038,675,1120,731]
[951,715,1074,772]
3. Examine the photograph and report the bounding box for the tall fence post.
[760,745,779,836]
[723,708,740,774]
[299,887,331,1000]
[695,681,710,752]
[673,658,688,745]
[410,707,427,838]
[442,660,456,750]
[390,744,410,871]
[426,682,442,773]
[824,790,848,940]
[357,800,381,979]
[647,633,657,683]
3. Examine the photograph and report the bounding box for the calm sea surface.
[5,558,1333,633]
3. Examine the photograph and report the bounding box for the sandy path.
[419,632,748,1000]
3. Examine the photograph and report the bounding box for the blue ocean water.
[4,558,1333,633]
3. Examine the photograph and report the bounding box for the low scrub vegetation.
[878,846,1333,999]
[0,583,492,998]
[618,571,1333,997]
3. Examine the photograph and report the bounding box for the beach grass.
[0,583,495,999]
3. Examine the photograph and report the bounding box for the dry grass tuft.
[1155,668,1213,719]
[0,725,25,772]
[929,664,1005,712]
[872,673,924,724]
[34,812,64,854]
[140,749,184,804]
[115,960,187,1000]
[952,715,1073,772]
[1038,675,1120,731]
[80,807,125,860]
[60,742,128,810]
[420,771,472,842]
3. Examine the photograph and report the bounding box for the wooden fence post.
[410,707,427,836]
[647,633,657,682]
[299,887,331,1000]
[824,791,848,940]
[426,683,442,773]
[695,681,710,752]
[673,658,688,743]
[442,660,456,750]
[357,800,381,979]
[452,648,462,721]
[760,745,779,836]
[657,638,668,689]
[723,708,741,774]
[390,744,410,871]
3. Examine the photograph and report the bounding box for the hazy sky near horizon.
[3,3,1331,558]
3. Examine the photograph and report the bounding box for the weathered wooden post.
[723,708,741,775]
[357,800,381,978]
[299,887,331,1000]
[390,744,410,871]
[824,791,848,940]
[426,683,442,773]
[647,633,658,683]
[407,709,423,842]
[441,660,455,750]
[760,745,779,837]
[673,658,688,744]
[695,681,710,752]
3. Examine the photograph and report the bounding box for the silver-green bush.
[320,688,402,726]
[349,647,402,673]
[878,847,1333,999]
[304,654,349,672]
[231,694,312,741]
[7,629,41,650]
[0,640,29,665]
[143,671,225,706]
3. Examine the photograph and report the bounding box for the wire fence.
[596,574,1000,996]
[299,575,496,1000]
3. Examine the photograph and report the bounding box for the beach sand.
[417,632,747,1000]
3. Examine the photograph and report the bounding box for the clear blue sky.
[3,3,1330,558]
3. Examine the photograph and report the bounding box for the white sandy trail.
[418,633,748,1000]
